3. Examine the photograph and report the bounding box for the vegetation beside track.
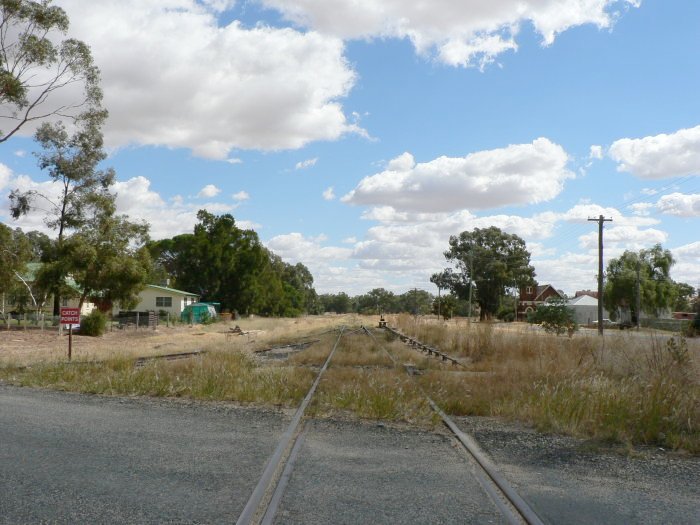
[1,313,697,454]
[393,315,700,454]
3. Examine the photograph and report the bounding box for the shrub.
[80,310,107,337]
[529,299,577,336]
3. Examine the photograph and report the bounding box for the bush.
[529,299,577,336]
[80,310,107,337]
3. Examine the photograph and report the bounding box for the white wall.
[112,287,198,316]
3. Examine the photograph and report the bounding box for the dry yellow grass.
[390,314,700,453]
[3,312,698,452]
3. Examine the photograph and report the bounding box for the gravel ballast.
[457,416,700,525]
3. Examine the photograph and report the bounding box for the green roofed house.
[7,262,96,316]
[113,284,199,317]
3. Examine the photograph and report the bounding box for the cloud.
[54,0,360,158]
[261,0,639,68]
[589,145,603,160]
[322,186,335,200]
[608,124,700,179]
[342,138,574,212]
[672,242,700,285]
[296,158,318,170]
[266,232,351,260]
[0,166,253,240]
[656,193,700,217]
[232,191,250,201]
[225,158,243,165]
[198,184,221,198]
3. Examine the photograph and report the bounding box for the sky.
[0,0,698,296]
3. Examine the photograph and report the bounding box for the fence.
[640,317,691,333]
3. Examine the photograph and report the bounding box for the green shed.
[181,303,217,323]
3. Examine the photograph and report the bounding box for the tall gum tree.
[10,109,115,314]
[0,0,101,142]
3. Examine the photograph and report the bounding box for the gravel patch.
[457,416,700,525]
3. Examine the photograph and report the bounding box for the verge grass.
[0,349,315,406]
[391,314,700,453]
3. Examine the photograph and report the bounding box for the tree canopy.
[0,224,31,312]
[0,0,101,142]
[148,210,318,316]
[443,226,535,320]
[604,244,677,321]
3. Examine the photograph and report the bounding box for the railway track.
[236,325,544,525]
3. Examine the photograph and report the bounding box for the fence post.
[23,313,27,331]
[136,312,140,330]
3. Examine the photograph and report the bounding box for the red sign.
[60,307,81,324]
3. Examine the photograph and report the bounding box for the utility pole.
[588,215,612,335]
[635,258,641,330]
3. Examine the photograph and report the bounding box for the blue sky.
[1,0,698,295]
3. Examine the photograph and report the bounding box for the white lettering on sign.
[60,307,81,324]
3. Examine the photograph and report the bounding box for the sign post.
[60,307,80,360]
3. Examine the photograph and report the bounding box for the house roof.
[568,294,598,306]
[18,262,81,291]
[534,284,565,302]
[146,284,199,297]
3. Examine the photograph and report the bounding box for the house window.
[156,297,172,307]
[526,286,533,294]
[62,298,69,306]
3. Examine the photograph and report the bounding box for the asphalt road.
[0,386,289,524]
[3,386,697,524]
[1,386,507,524]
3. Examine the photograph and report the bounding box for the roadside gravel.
[457,416,700,525]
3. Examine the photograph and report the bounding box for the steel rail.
[363,326,544,525]
[236,327,345,525]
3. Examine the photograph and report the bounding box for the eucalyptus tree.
[0,0,101,142]
[9,109,113,313]
[443,226,535,320]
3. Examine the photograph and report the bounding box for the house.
[114,284,199,317]
[567,294,609,325]
[517,284,565,320]
[4,262,96,316]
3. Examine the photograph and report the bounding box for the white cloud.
[322,186,335,200]
[261,0,639,68]
[342,138,574,213]
[578,225,668,252]
[14,150,26,158]
[53,0,360,158]
[296,158,318,170]
[589,145,603,159]
[0,167,255,240]
[232,191,250,201]
[656,193,700,217]
[0,164,11,190]
[225,158,243,165]
[198,184,221,198]
[266,232,351,261]
[609,124,700,179]
[672,242,700,285]
[630,202,653,216]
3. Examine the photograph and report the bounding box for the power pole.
[635,258,641,330]
[588,215,612,335]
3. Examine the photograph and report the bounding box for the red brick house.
[517,284,565,321]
